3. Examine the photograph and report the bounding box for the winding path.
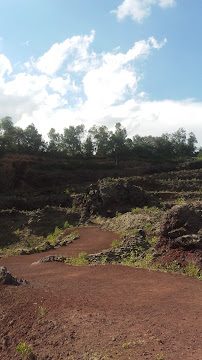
[0,227,201,360]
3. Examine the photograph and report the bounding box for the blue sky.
[0,0,202,145]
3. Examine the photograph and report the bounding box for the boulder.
[158,203,202,250]
[0,266,28,286]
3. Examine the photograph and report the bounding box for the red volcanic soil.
[0,227,202,360]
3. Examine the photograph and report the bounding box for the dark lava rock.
[88,230,149,263]
[39,255,67,263]
[0,266,28,286]
[158,203,202,250]
[74,178,148,217]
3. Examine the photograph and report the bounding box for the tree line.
[0,116,199,163]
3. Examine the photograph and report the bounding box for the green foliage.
[146,235,157,246]
[101,256,108,264]
[83,135,94,158]
[47,128,61,152]
[16,342,33,356]
[63,221,72,229]
[84,193,89,200]
[69,230,79,238]
[175,197,186,204]
[67,252,89,265]
[65,188,70,195]
[122,248,144,265]
[131,206,161,214]
[184,260,200,278]
[110,239,122,249]
[46,233,55,243]
[155,355,164,360]
[54,226,61,235]
[121,229,136,237]
[38,306,46,317]
[110,122,128,164]
[134,253,153,268]
[165,261,181,273]
[129,251,135,262]
[46,226,76,245]
[115,211,121,217]
[0,116,198,162]
[145,222,152,233]
[89,124,112,157]
[131,207,141,213]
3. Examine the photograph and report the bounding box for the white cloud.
[123,99,202,145]
[112,0,176,22]
[49,75,79,95]
[36,30,95,75]
[0,54,12,78]
[3,73,49,97]
[0,31,202,147]
[159,0,176,8]
[82,37,166,112]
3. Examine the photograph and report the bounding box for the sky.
[0,0,202,145]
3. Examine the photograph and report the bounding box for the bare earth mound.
[0,227,201,360]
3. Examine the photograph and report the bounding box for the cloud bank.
[0,30,201,146]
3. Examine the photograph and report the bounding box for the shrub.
[115,211,121,217]
[16,342,33,356]
[155,355,164,360]
[67,252,89,265]
[110,239,122,249]
[38,306,46,317]
[134,253,153,268]
[145,222,152,233]
[69,230,79,238]
[63,221,72,229]
[146,236,157,246]
[54,226,61,235]
[185,260,200,278]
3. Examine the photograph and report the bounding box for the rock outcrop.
[0,266,28,286]
[158,203,202,251]
[74,178,148,218]
[88,230,148,263]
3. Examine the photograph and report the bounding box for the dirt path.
[0,227,202,360]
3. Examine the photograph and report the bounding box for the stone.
[158,203,202,250]
[0,266,28,286]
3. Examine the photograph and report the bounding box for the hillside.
[0,153,202,360]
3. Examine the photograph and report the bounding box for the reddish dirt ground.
[0,227,202,360]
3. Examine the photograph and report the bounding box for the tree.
[48,128,61,153]
[0,117,28,153]
[170,128,187,158]
[187,132,198,156]
[23,124,46,154]
[0,117,13,149]
[83,135,94,158]
[61,125,85,156]
[0,116,13,132]
[88,125,112,157]
[110,123,127,165]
